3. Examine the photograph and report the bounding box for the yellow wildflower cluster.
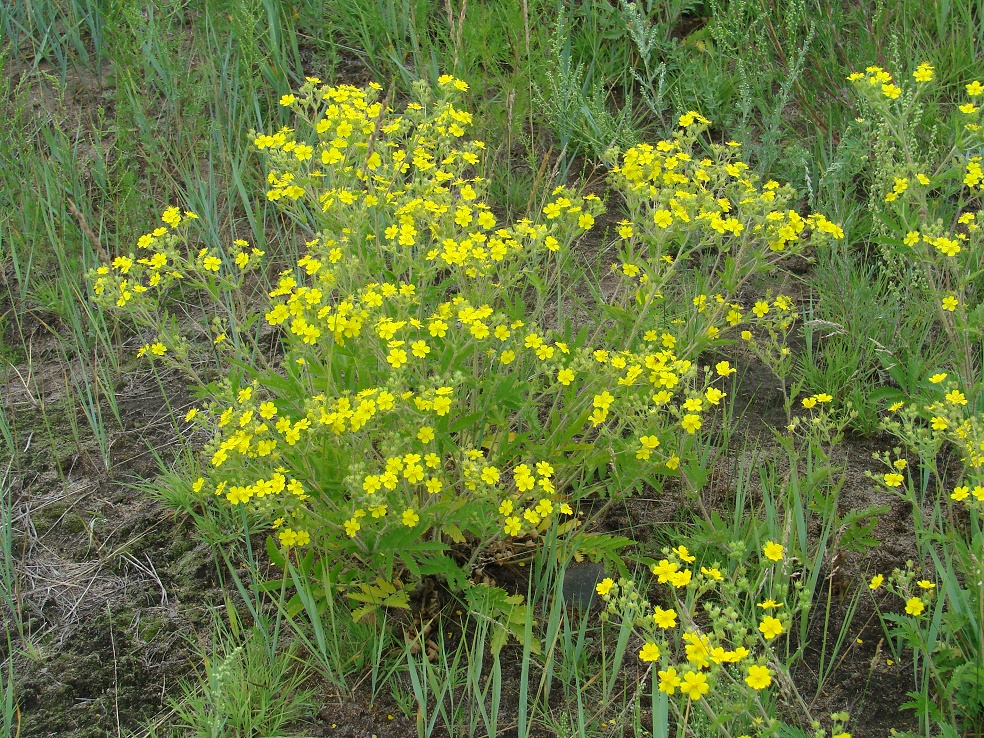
[88,208,263,356]
[595,541,793,724]
[847,65,903,100]
[92,77,844,616]
[611,131,842,257]
[868,564,937,620]
[498,461,575,537]
[254,77,598,287]
[881,380,984,510]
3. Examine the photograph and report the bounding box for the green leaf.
[266,534,287,568]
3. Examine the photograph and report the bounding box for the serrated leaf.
[443,523,466,544]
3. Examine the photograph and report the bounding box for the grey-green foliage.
[533,7,637,170]
[798,243,942,434]
[154,609,315,738]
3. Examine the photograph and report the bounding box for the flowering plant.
[87,76,842,636]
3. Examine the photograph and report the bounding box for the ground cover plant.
[1,1,983,737]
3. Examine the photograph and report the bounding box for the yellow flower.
[653,209,673,228]
[802,396,817,409]
[883,473,904,487]
[481,466,501,485]
[184,407,199,422]
[651,559,679,583]
[681,414,702,434]
[759,616,783,639]
[951,486,970,501]
[912,63,934,83]
[387,348,408,368]
[881,83,901,99]
[652,606,677,629]
[679,671,710,701]
[930,417,948,431]
[752,301,769,317]
[763,541,784,561]
[942,295,959,312]
[402,508,420,527]
[968,80,984,97]
[557,368,575,386]
[503,516,521,536]
[658,667,682,694]
[417,426,436,443]
[905,597,925,616]
[745,664,772,690]
[669,569,692,588]
[343,518,361,537]
[869,573,884,590]
[917,579,935,590]
[945,390,967,405]
[929,373,947,384]
[674,545,696,562]
[596,578,615,596]
[638,643,661,662]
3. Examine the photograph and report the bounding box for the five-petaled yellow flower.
[745,664,772,690]
[653,606,677,629]
[759,616,784,639]
[905,597,925,616]
[679,671,710,701]
[763,541,784,561]
[658,667,682,694]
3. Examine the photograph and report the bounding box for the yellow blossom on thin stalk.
[762,541,784,561]
[745,664,772,690]
[905,597,925,616]
[759,616,783,639]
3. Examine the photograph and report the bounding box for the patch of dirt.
[2,338,224,737]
